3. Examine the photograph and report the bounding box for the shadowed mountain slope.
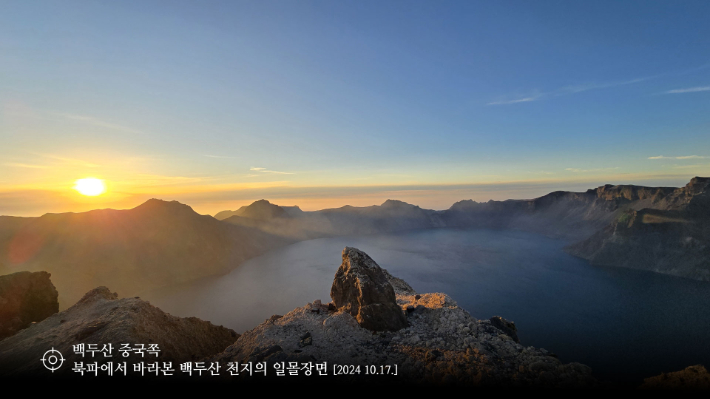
[0,199,292,308]
[214,199,290,221]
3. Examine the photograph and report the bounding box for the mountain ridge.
[217,176,710,280]
[565,177,710,280]
[0,198,293,308]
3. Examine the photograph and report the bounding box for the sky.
[1,0,709,216]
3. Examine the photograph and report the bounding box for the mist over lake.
[145,228,710,385]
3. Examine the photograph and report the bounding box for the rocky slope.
[209,248,597,387]
[640,365,710,390]
[0,271,58,340]
[0,286,237,378]
[565,177,710,280]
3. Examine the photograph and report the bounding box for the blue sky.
[1,1,709,215]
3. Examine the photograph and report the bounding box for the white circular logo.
[41,348,65,373]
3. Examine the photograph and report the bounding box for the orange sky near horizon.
[0,170,704,218]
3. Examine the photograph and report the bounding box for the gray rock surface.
[489,316,519,343]
[330,247,408,331]
[0,286,238,377]
[0,271,58,340]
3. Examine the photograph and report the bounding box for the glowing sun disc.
[73,178,106,196]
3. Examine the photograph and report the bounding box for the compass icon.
[41,348,65,372]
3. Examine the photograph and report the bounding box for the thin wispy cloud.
[4,162,48,169]
[648,155,707,160]
[488,77,653,106]
[663,86,710,94]
[671,163,710,169]
[204,154,236,159]
[487,95,542,105]
[565,167,619,173]
[250,167,294,175]
[24,153,101,168]
[559,77,652,94]
[524,170,555,176]
[488,63,710,105]
[129,174,208,187]
[42,155,101,168]
[3,106,147,136]
[54,113,144,135]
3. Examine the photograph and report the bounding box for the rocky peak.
[0,271,58,340]
[680,177,710,208]
[381,199,417,209]
[330,247,408,332]
[235,200,288,220]
[250,199,274,207]
[74,286,119,305]
[687,176,710,191]
[135,198,197,215]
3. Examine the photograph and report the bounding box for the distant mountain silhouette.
[214,199,289,221]
[221,199,445,239]
[216,177,710,281]
[0,199,291,307]
[317,199,446,234]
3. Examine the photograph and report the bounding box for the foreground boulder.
[330,247,407,331]
[210,248,597,387]
[0,286,237,377]
[0,271,58,340]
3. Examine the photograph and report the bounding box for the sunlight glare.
[73,178,106,196]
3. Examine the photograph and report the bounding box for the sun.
[73,178,106,196]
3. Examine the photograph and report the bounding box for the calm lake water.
[144,228,710,385]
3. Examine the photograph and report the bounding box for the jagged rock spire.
[330,247,407,332]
